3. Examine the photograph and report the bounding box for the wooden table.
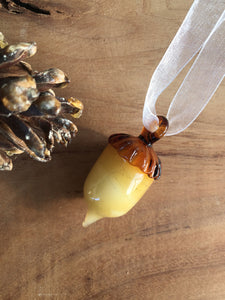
[1,1,225,299]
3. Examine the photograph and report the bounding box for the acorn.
[83,116,168,227]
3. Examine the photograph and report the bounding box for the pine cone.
[0,33,83,170]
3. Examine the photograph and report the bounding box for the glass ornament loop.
[139,116,169,145]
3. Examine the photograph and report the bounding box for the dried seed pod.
[0,75,39,113]
[34,68,70,91]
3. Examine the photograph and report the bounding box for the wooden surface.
[0,1,225,299]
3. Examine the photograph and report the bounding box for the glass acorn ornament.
[83,116,168,227]
[82,0,225,227]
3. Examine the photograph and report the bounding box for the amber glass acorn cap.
[109,116,169,179]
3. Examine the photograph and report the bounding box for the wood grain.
[0,1,225,299]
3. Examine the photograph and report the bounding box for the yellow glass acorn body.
[83,116,168,227]
[83,144,154,227]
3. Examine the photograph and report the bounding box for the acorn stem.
[139,115,169,145]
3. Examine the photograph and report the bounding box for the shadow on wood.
[0,127,107,210]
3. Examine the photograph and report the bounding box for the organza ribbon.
[143,0,225,135]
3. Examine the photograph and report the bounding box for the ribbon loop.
[143,0,225,135]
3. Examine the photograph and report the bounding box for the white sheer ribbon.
[143,0,225,135]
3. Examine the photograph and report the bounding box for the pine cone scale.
[1,115,50,161]
[0,42,37,70]
[0,150,13,171]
